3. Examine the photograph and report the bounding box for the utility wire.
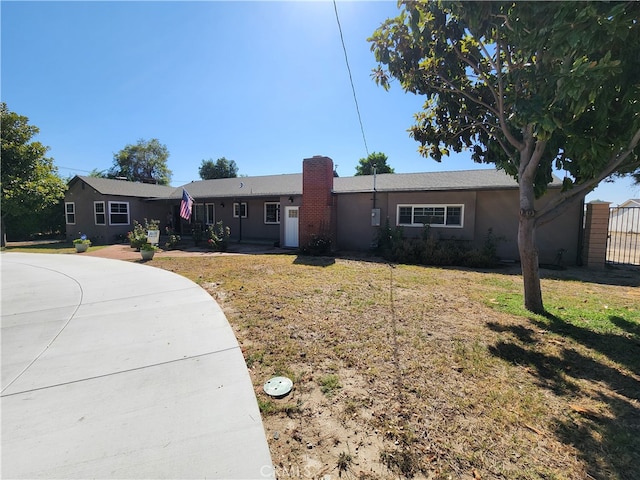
[333,0,369,158]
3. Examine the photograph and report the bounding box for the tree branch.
[435,73,501,118]
[537,127,640,226]
[477,34,525,152]
[457,116,513,155]
[524,137,547,180]
[421,74,516,159]
[451,41,498,93]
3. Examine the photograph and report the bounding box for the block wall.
[583,201,611,268]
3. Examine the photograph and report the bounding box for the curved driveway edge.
[1,252,273,479]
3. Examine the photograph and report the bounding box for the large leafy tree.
[370,1,640,313]
[1,103,67,243]
[198,157,238,180]
[355,151,395,176]
[108,138,172,185]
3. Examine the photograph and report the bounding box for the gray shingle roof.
[175,169,560,199]
[174,174,302,200]
[74,176,177,198]
[74,169,561,200]
[334,169,560,193]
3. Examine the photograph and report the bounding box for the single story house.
[65,155,583,264]
[64,176,176,245]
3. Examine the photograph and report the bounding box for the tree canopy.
[370,1,640,312]
[1,103,67,242]
[108,138,172,185]
[355,152,395,176]
[199,157,238,180]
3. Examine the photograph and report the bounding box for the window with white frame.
[264,202,280,224]
[109,201,130,225]
[205,204,215,225]
[94,201,105,225]
[397,204,463,227]
[233,202,247,218]
[65,202,76,225]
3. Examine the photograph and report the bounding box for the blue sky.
[2,1,637,205]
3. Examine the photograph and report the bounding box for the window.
[414,206,445,225]
[205,204,215,225]
[446,206,462,226]
[109,201,130,225]
[233,202,247,218]
[397,204,463,227]
[65,202,75,225]
[94,201,105,225]
[264,202,280,224]
[194,204,205,223]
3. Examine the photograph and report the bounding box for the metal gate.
[607,207,640,265]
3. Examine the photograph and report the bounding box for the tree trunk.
[518,212,544,313]
[516,132,546,314]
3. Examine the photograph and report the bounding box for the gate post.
[583,201,611,268]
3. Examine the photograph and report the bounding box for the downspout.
[372,165,377,209]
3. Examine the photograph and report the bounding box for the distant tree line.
[1,102,242,241]
[1,103,66,243]
[199,157,238,180]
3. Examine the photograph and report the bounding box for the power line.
[57,165,95,173]
[333,0,369,158]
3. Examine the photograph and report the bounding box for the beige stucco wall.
[335,192,380,250]
[336,190,478,251]
[473,189,520,260]
[64,181,171,244]
[337,187,583,265]
[475,188,582,264]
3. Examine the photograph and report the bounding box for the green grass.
[3,242,109,254]
[257,397,301,416]
[318,374,342,397]
[485,280,639,336]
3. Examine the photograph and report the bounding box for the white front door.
[284,206,299,248]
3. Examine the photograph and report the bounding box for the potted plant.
[139,242,157,261]
[128,221,147,250]
[73,234,91,253]
[128,218,160,250]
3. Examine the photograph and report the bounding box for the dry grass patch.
[155,254,639,479]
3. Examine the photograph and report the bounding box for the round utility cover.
[263,376,293,397]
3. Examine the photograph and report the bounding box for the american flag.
[179,189,194,220]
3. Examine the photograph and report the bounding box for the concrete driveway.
[1,252,273,479]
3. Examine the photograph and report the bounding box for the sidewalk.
[82,242,288,261]
[1,252,273,479]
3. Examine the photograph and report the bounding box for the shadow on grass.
[4,242,71,252]
[534,313,639,376]
[293,255,336,267]
[487,313,640,479]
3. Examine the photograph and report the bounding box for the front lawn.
[154,254,639,479]
[2,242,107,254]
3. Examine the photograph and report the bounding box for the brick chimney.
[300,156,337,250]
